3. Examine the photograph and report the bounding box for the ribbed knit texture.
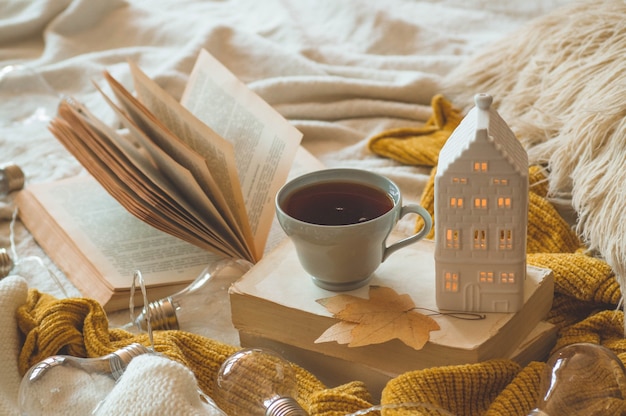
[368,94,464,168]
[382,360,522,416]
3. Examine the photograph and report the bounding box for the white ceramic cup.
[275,168,432,291]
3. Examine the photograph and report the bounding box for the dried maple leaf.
[315,286,440,350]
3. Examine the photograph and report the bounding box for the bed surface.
[1,0,579,414]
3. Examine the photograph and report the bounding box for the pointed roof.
[437,93,528,176]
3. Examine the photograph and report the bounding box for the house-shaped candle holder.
[434,93,529,313]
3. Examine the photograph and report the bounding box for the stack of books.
[230,237,555,398]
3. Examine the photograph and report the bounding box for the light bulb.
[346,403,455,415]
[0,162,25,197]
[0,248,13,278]
[215,347,308,416]
[528,342,626,415]
[122,258,252,341]
[18,343,151,416]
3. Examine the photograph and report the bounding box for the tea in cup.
[275,168,432,291]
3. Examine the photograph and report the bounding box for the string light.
[347,403,454,415]
[0,248,12,279]
[215,348,308,416]
[18,343,151,415]
[121,258,252,341]
[0,162,24,197]
[528,342,626,415]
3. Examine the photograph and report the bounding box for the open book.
[48,49,302,264]
[16,144,321,312]
[17,175,223,311]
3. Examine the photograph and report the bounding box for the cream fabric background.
[0,0,575,413]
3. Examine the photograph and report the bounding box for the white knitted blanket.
[0,0,574,413]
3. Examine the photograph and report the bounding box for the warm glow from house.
[444,272,459,292]
[497,197,511,208]
[499,229,513,249]
[500,272,515,283]
[473,161,488,172]
[450,197,463,208]
[445,228,461,249]
[473,229,487,249]
[474,197,487,209]
[479,271,494,283]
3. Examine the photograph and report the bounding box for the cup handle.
[382,204,432,262]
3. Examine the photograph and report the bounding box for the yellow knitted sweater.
[16,95,626,415]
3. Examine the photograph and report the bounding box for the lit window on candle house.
[479,271,494,283]
[445,229,461,249]
[473,229,487,249]
[500,272,515,284]
[497,197,511,208]
[473,161,488,172]
[450,197,463,208]
[499,229,513,250]
[474,197,488,209]
[444,272,459,292]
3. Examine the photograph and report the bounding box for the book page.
[100,73,254,261]
[51,99,246,260]
[22,176,220,290]
[91,85,251,260]
[181,49,303,258]
[116,67,255,258]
